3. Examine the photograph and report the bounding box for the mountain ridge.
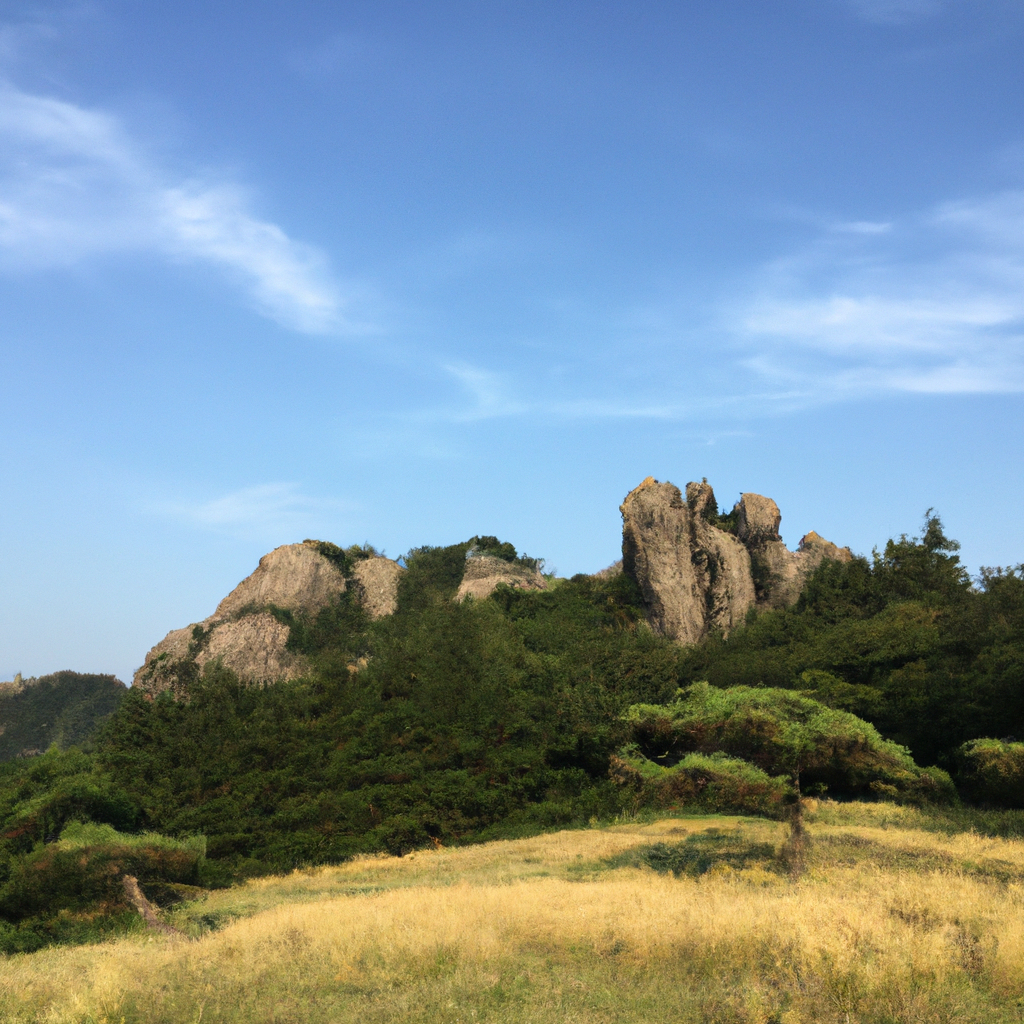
[132,476,851,695]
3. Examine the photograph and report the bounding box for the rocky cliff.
[621,477,851,644]
[133,482,847,695]
[133,541,403,696]
[456,554,547,601]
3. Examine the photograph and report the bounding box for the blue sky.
[2,0,1023,683]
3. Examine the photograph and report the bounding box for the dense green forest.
[0,671,125,762]
[2,514,1023,952]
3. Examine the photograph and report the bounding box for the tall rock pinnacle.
[621,477,852,644]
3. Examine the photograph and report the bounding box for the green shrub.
[639,831,778,877]
[57,821,206,858]
[0,823,204,922]
[956,738,1024,808]
[397,542,473,612]
[0,910,141,955]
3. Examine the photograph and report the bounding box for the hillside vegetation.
[1,514,1023,954]
[3,807,1024,1023]
[676,518,1024,776]
[0,672,126,761]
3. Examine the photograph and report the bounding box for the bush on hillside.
[397,541,474,612]
[0,748,139,861]
[0,822,204,953]
[956,738,1024,808]
[0,822,204,922]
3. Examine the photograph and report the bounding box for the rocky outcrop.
[621,477,852,644]
[750,529,854,610]
[621,478,705,644]
[133,542,404,696]
[135,625,196,695]
[351,556,404,619]
[201,612,303,683]
[213,542,347,620]
[456,555,547,601]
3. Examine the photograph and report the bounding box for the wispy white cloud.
[410,363,690,425]
[146,483,351,537]
[426,362,780,424]
[738,189,1024,396]
[0,84,348,333]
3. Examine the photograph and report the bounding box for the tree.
[620,683,955,872]
[872,511,971,606]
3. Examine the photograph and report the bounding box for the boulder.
[620,477,852,643]
[456,555,547,602]
[736,493,782,544]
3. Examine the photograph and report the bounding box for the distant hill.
[0,671,127,760]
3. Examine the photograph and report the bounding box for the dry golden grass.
[2,808,1024,1023]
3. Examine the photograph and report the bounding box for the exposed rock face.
[752,529,855,609]
[213,541,348,620]
[135,625,196,695]
[456,555,547,601]
[621,477,852,644]
[621,478,705,644]
[133,542,404,696]
[201,613,303,683]
[351,556,404,619]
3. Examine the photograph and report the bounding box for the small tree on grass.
[620,683,955,874]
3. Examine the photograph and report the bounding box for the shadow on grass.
[603,828,781,878]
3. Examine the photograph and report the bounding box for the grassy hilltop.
[3,805,1024,1023]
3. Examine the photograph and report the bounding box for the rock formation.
[456,555,547,601]
[351,556,404,619]
[133,541,403,696]
[133,481,848,694]
[621,477,851,644]
[212,542,347,620]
